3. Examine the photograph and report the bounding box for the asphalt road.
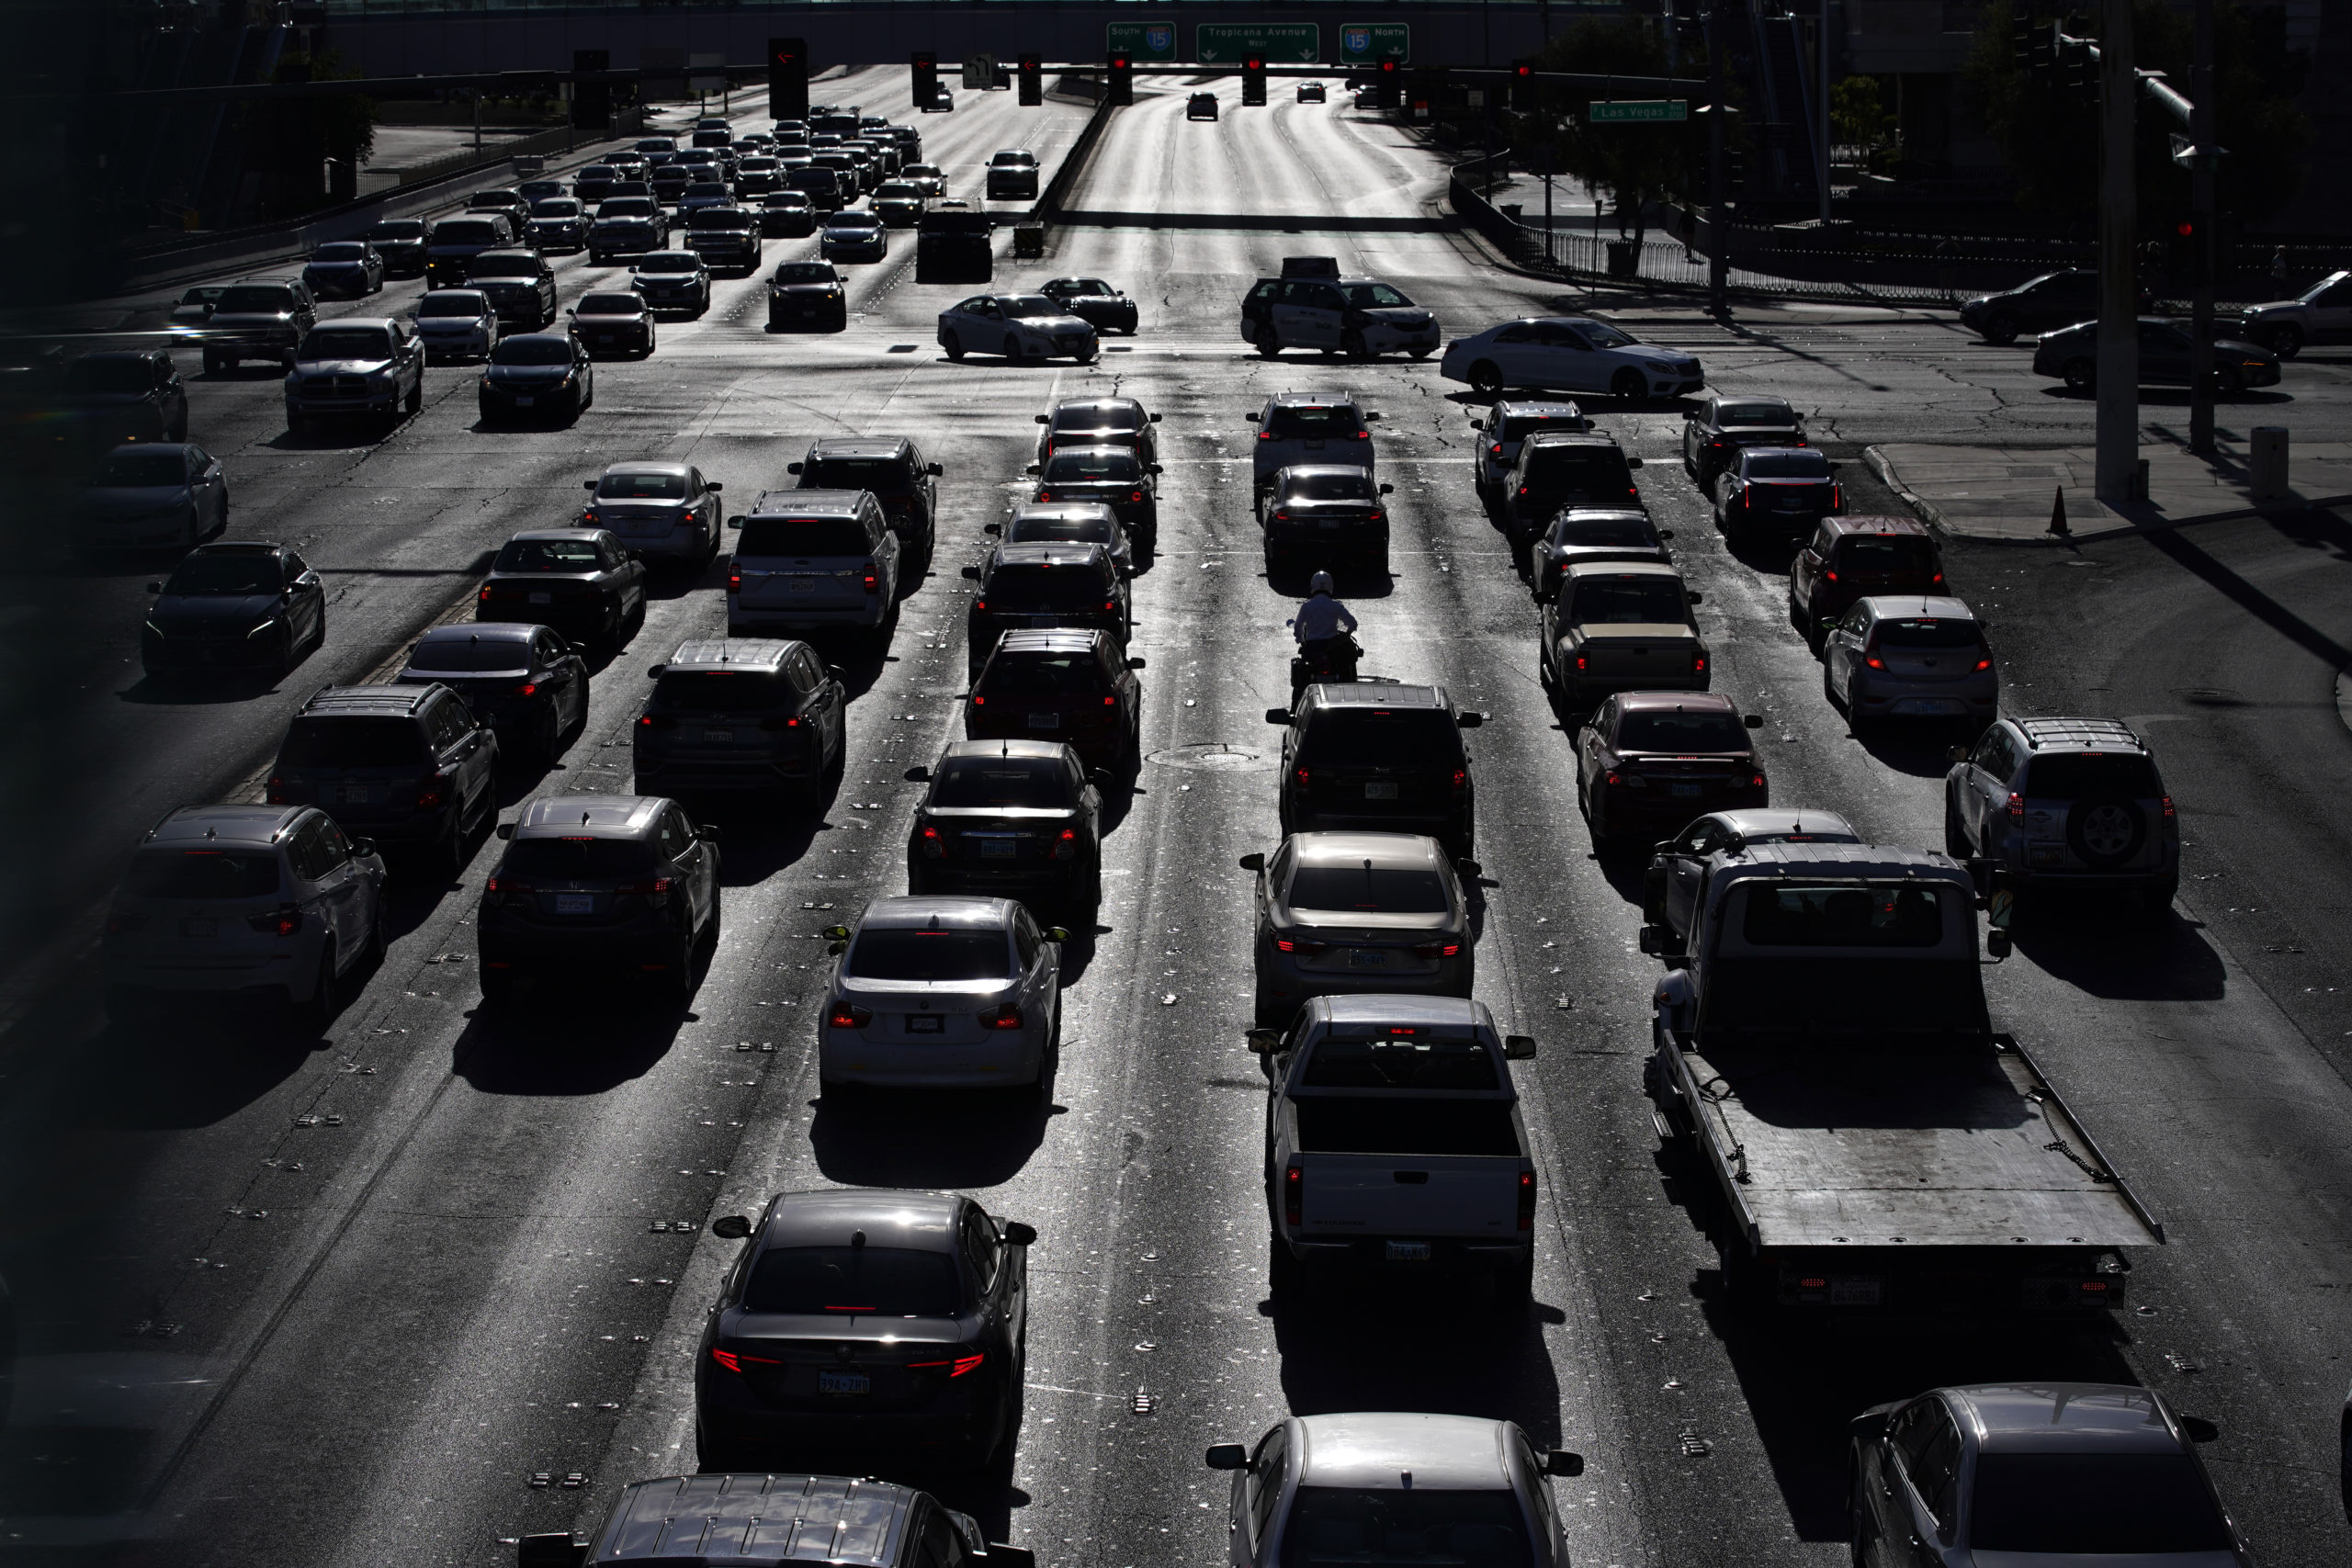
[4,73,2352,1568]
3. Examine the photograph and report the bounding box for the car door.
[1824,603,1866,689]
[2309,276,2352,341]
[1241,1424,1290,1568]
[1536,322,1602,391]
[1887,1402,1961,1566]
[1482,322,1541,381]
[284,550,323,642]
[1664,818,1724,933]
[1792,523,1832,614]
[1961,727,2012,851]
[1578,696,1618,794]
[2137,321,2190,384]
[306,813,370,964]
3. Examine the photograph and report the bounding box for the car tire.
[1611,367,1645,400]
[2067,795,2146,869]
[202,348,226,375]
[286,409,306,439]
[1984,311,2020,345]
[1496,1248,1534,1313]
[290,941,337,1036]
[2213,364,2245,399]
[2062,357,2096,393]
[1468,359,1504,398]
[943,330,965,361]
[2270,324,2303,360]
[1943,796,1972,859]
[403,377,422,417]
[1255,324,1281,358]
[1341,329,1370,362]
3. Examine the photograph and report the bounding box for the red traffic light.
[1246,57,1262,70]
[1513,62,1533,78]
[1378,58,1398,73]
[2176,220,2195,237]
[1111,54,1129,68]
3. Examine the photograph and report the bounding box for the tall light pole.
[2095,0,2139,505]
[1818,0,1832,224]
[2188,0,2217,454]
[1708,0,1727,312]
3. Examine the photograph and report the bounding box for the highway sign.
[1339,24,1411,65]
[1197,23,1320,65]
[1588,98,1689,123]
[961,53,996,90]
[1106,21,1180,62]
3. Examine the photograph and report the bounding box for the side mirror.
[984,523,1002,535]
[928,463,944,476]
[350,837,378,859]
[1947,745,1971,764]
[1238,852,1266,872]
[1245,1029,1283,1055]
[697,824,722,841]
[1504,1033,1536,1060]
[1206,1443,1250,1470]
[1456,858,1483,879]
[825,940,848,955]
[1035,413,1051,424]
[1089,768,1114,788]
[494,822,516,840]
[960,566,981,581]
[1544,1450,1585,1478]
[1148,464,1164,475]
[647,663,668,679]
[145,581,163,593]
[1627,456,1644,468]
[1457,711,1486,728]
[1244,411,1260,421]
[786,462,803,474]
[1025,464,1042,475]
[709,1213,753,1239]
[1363,411,1382,421]
[1127,656,1146,670]
[707,480,723,491]
[582,479,598,490]
[1686,591,1702,604]
[565,306,576,316]
[1743,714,1764,729]
[1468,417,1486,430]
[1636,925,1662,955]
[1264,707,1292,725]
[1848,1409,1893,1444]
[1379,483,1395,493]
[516,1533,589,1568]
[1149,412,1163,423]
[1046,926,1070,942]
[1985,928,2013,960]
[1001,1220,1038,1247]
[821,924,851,940]
[2179,1415,2221,1443]
[1659,527,1676,540]
[727,515,744,529]
[905,765,933,782]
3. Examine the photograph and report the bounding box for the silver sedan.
[411,288,500,363]
[936,293,1098,364]
[817,896,1067,1092]
[1240,830,1476,1029]
[1822,594,1997,734]
[988,502,1134,578]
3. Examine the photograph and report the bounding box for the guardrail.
[1035,78,1114,227]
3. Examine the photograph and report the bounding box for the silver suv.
[1471,400,1588,498]
[1942,716,2178,915]
[101,804,386,1030]
[1246,393,1382,491]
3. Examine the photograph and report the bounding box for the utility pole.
[1818,0,1832,225]
[2095,0,2139,504]
[1708,0,1727,312]
[2188,0,2217,454]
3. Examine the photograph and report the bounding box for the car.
[986,502,1134,579]
[393,621,588,770]
[1499,430,1642,547]
[984,149,1038,200]
[903,162,947,196]
[2031,315,2281,396]
[525,197,589,253]
[141,540,324,679]
[580,461,721,567]
[758,189,818,237]
[1849,1383,2246,1563]
[198,277,316,372]
[767,260,848,330]
[1267,682,1485,856]
[476,332,594,424]
[1957,268,2147,344]
[1247,393,1381,491]
[1715,445,1838,540]
[924,85,956,111]
[266,682,498,873]
[516,176,564,204]
[300,239,383,299]
[286,319,425,437]
[916,206,992,285]
[364,218,426,276]
[905,739,1105,917]
[815,897,1066,1093]
[634,638,846,803]
[59,347,189,445]
[678,179,734,222]
[1681,392,1806,488]
[1469,400,1589,498]
[1823,595,1998,735]
[1943,716,2178,913]
[1296,80,1327,102]
[476,527,647,653]
[571,164,621,202]
[629,250,712,316]
[1641,807,1863,951]
[888,125,924,159]
[424,213,514,289]
[820,209,890,264]
[1527,508,1672,602]
[566,290,656,359]
[964,626,1142,773]
[685,205,763,272]
[1038,276,1139,335]
[1206,1416,1583,1568]
[1243,830,1475,1027]
[1260,464,1394,576]
[962,547,1131,680]
[1574,692,1766,845]
[871,179,927,227]
[792,437,940,573]
[1787,514,1944,646]
[1034,395,1160,469]
[476,793,718,1006]
[692,1192,1035,1484]
[786,164,848,212]
[1187,92,1220,120]
[724,489,901,645]
[166,284,226,332]
[1239,270,1441,359]
[99,805,385,1031]
[1539,562,1708,708]
[733,153,781,196]
[2236,266,2352,357]
[464,187,530,229]
[650,162,695,202]
[586,196,669,262]
[1026,444,1159,541]
[80,441,228,553]
[1441,315,1705,400]
[411,288,501,362]
[812,150,870,197]
[938,294,1097,363]
[543,1472,1035,1568]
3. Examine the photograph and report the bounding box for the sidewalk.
[1866,438,2352,543]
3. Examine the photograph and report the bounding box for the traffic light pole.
[1708,0,1728,313]
[2188,0,2216,455]
[2095,0,2139,506]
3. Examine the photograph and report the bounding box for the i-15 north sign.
[1338,24,1410,65]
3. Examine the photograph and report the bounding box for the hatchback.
[1267,682,1485,856]
[1822,596,1997,733]
[634,639,846,804]
[965,626,1143,775]
[266,682,499,870]
[1787,515,1944,645]
[905,739,1105,917]
[1942,716,2179,912]
[1242,830,1476,1027]
[819,897,1066,1091]
[962,548,1131,681]
[1575,693,1766,845]
[1260,464,1394,576]
[476,527,648,653]
[580,461,722,568]
[393,622,587,771]
[726,491,901,645]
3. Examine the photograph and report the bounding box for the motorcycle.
[1289,633,1361,700]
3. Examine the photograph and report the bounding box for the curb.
[1860,446,2352,547]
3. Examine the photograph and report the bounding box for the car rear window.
[978,652,1109,693]
[2022,751,2163,799]
[499,837,662,879]
[1744,451,1832,479]
[1296,708,1464,767]
[1007,516,1115,547]
[803,456,910,492]
[1569,577,1686,625]
[494,537,599,571]
[123,848,282,901]
[430,219,502,246]
[1874,617,1981,649]
[1044,452,1137,482]
[1522,446,1634,491]
[1613,710,1747,752]
[1299,1035,1499,1090]
[1552,516,1657,547]
[981,567,1113,614]
[578,293,643,314]
[66,358,153,394]
[408,637,530,673]
[1053,403,1144,431]
[600,470,686,499]
[1499,412,1585,441]
[1968,1453,2230,1552]
[743,1246,959,1316]
[1283,865,1449,914]
[1741,884,1949,947]
[738,516,870,558]
[933,758,1072,808]
[1835,536,1937,571]
[845,928,1013,981]
[1266,405,1358,438]
[1279,1485,1529,1568]
[1718,402,1794,426]
[1281,471,1377,502]
[278,717,428,770]
[653,672,792,713]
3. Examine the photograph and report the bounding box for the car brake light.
[1451,767,1466,794]
[616,876,673,907]
[1036,491,1052,502]
[1749,773,1766,789]
[1272,510,1289,522]
[581,510,599,525]
[2007,792,2025,824]
[1518,486,1528,496]
[728,570,741,592]
[246,905,303,936]
[1284,1160,1303,1226]
[1294,765,1310,788]
[919,823,947,858]
[1824,570,1838,582]
[1256,430,1272,441]
[1605,772,1622,786]
[517,682,537,696]
[1516,1169,1536,1230]
[266,775,287,803]
[1932,572,1946,585]
[2160,795,2176,818]
[1413,941,1463,958]
[1353,428,1370,440]
[1692,652,1707,672]
[980,1002,1023,1030]
[1053,828,1079,860]
[478,585,492,603]
[829,1002,873,1029]
[1830,483,1843,510]
[1575,654,1588,671]
[905,1351,986,1377]
[861,560,880,593]
[1742,488,1752,509]
[709,1347,780,1374]
[415,776,444,810]
[1489,443,1502,456]
[1129,490,1143,503]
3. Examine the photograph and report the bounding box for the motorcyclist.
[1288,570,1360,679]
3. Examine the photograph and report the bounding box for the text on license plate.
[906,1013,944,1033]
[529,591,552,604]
[1669,783,1702,797]
[786,579,814,592]
[1348,948,1388,968]
[703,729,734,743]
[1027,711,1058,728]
[817,1371,871,1395]
[334,784,371,804]
[1364,782,1398,800]
[1385,1240,1431,1263]
[1830,1279,1883,1306]
[181,918,217,939]
[978,839,1017,859]
[555,893,594,915]
[514,396,535,407]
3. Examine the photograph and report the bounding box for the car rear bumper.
[818,1032,1042,1088]
[1280,1234,1531,1270]
[1596,784,1765,828]
[729,598,888,631]
[103,944,311,997]
[1849,673,1998,719]
[633,751,819,791]
[479,603,616,640]
[696,1382,997,1461]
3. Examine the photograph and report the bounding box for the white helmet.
[1308,570,1335,595]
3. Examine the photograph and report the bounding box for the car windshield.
[177,287,225,306]
[638,254,700,275]
[599,470,686,499]
[981,568,1112,615]
[774,264,836,285]
[738,516,869,557]
[407,637,532,673]
[923,211,990,234]
[578,293,644,314]
[1054,403,1144,431]
[1874,616,1981,649]
[599,198,655,217]
[313,243,367,262]
[1008,516,1114,547]
[277,717,427,770]
[653,672,793,713]
[164,554,278,596]
[1284,864,1449,914]
[2021,750,2164,800]
[93,451,185,487]
[804,457,911,492]
[1614,710,1749,752]
[1340,282,1413,308]
[1581,321,1637,348]
[66,358,153,393]
[1267,405,1357,437]
[216,286,292,313]
[742,1246,959,1317]
[500,836,661,879]
[1297,709,1464,767]
[493,537,599,572]
[1000,296,1060,320]
[417,293,487,318]
[122,848,282,901]
[469,254,537,278]
[846,928,1014,981]
[1044,453,1136,482]
[431,220,501,245]
[1056,279,1114,297]
[1282,472,1377,502]
[1299,1034,1499,1090]
[1499,412,1582,440]
[1746,452,1832,479]
[933,758,1072,808]
[491,337,572,366]
[978,651,1111,693]
[1553,517,1656,547]
[1279,1486,1532,1568]
[1741,883,1948,947]
[691,210,752,230]
[1968,1453,2231,1552]
[992,152,1036,167]
[1571,577,1687,625]
[1523,446,1633,492]
[368,220,424,240]
[876,182,920,199]
[301,327,392,360]
[532,199,582,217]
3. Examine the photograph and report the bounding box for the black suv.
[1261,464,1395,577]
[633,639,847,805]
[905,739,1105,917]
[1942,716,2179,915]
[962,542,1128,679]
[266,683,499,873]
[477,793,720,1006]
[1501,432,1643,548]
[1265,682,1487,856]
[791,436,940,572]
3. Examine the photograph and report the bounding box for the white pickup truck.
[1250,994,1539,1305]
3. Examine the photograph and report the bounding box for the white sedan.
[411,288,501,363]
[936,293,1099,364]
[1441,316,1706,401]
[818,896,1065,1091]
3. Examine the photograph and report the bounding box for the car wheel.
[202,348,225,375]
[1611,367,1645,400]
[403,377,422,416]
[1468,359,1504,398]
[1822,656,1841,711]
[1255,324,1281,358]
[1495,1248,1534,1313]
[286,409,306,439]
[2062,357,2096,393]
[289,941,337,1035]
[1848,1464,1873,1566]
[1984,311,2020,345]
[2213,364,2245,399]
[1943,795,1972,858]
[2270,324,2303,360]
[943,330,965,361]
[1341,329,1370,361]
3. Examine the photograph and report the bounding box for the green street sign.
[1195,22,1320,65]
[1106,21,1179,62]
[1338,23,1410,65]
[1588,98,1689,123]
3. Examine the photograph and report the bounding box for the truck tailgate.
[1300,1156,1521,1240]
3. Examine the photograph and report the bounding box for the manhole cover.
[1148,743,1267,772]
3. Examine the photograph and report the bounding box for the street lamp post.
[2094,0,2140,505]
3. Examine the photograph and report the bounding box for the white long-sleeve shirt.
[1288,595,1359,644]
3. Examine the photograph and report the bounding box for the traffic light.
[571,49,610,130]
[2060,34,2095,98]
[2011,6,2035,70]
[1510,58,1537,110]
[1107,53,1133,106]
[1018,53,1042,105]
[1242,56,1267,106]
[769,37,808,119]
[2029,19,2054,74]
[1374,54,1401,110]
[911,51,937,107]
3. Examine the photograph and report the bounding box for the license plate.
[906,1013,944,1032]
[1348,948,1388,969]
[703,729,734,742]
[1364,782,1398,800]
[555,893,594,915]
[818,1371,871,1395]
[786,579,814,593]
[180,918,217,939]
[1385,1240,1430,1263]
[514,395,535,407]
[1027,712,1057,728]
[1830,1278,1883,1306]
[1305,440,1326,451]
[1669,783,1702,798]
[594,334,616,344]
[978,839,1017,860]
[529,591,552,604]
[333,784,371,804]
[1317,519,1342,530]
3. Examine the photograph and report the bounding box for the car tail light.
[1414,941,1464,958]
[979,1002,1023,1030]
[486,876,535,903]
[1294,765,1310,788]
[1973,641,1993,671]
[1284,1159,1304,1226]
[1823,570,1838,582]
[1489,443,1502,456]
[728,570,741,592]
[1862,632,1883,670]
[1931,571,1945,585]
[1516,1169,1536,1231]
[1742,488,1752,509]
[1036,491,1052,502]
[616,875,673,908]
[861,560,880,593]
[1273,937,1329,955]
[415,776,445,811]
[2160,795,2176,819]
[920,824,946,859]
[1128,490,1143,504]
[1518,486,1529,496]
[1353,428,1370,440]
[1451,767,1466,794]
[247,905,303,936]
[1103,600,1118,614]
[1574,654,1588,671]
[1052,828,1079,860]
[1257,430,1272,441]
[905,1351,986,1377]
[1748,773,1766,789]
[266,775,287,804]
[516,682,537,697]
[478,585,492,603]
[1692,652,1707,673]
[2007,792,2025,824]
[828,1002,873,1029]
[1628,486,1640,500]
[581,510,599,525]
[1830,483,1843,510]
[709,1347,780,1374]
[1605,771,1622,787]
[1272,510,1289,522]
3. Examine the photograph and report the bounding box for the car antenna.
[851,1229,866,1249]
